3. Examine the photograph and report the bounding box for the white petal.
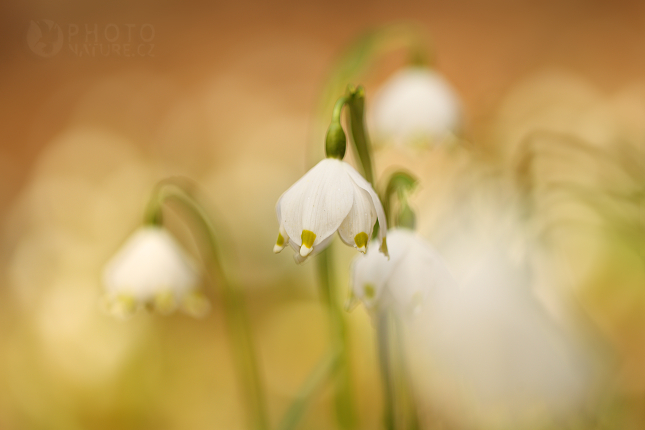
[102,226,199,301]
[275,191,283,226]
[279,159,354,248]
[338,182,376,252]
[273,224,290,253]
[350,250,390,309]
[370,67,462,145]
[350,231,408,310]
[342,162,388,256]
[292,234,334,264]
[387,230,457,315]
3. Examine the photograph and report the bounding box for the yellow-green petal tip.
[354,232,369,253]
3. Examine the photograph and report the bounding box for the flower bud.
[325,121,347,159]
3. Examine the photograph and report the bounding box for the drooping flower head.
[274,159,388,264]
[102,226,210,318]
[351,228,456,317]
[370,67,462,147]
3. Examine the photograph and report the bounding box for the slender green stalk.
[316,247,358,430]
[331,96,349,122]
[345,85,374,186]
[392,317,420,430]
[278,349,341,430]
[377,310,420,430]
[377,311,396,430]
[145,183,269,430]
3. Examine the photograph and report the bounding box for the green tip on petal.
[301,230,316,248]
[274,232,286,253]
[354,232,369,253]
[153,291,177,315]
[380,237,389,259]
[300,230,316,257]
[364,283,376,299]
[110,294,138,319]
[181,291,211,318]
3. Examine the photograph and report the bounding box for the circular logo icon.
[26,20,63,58]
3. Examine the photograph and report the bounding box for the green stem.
[345,86,374,186]
[278,349,341,430]
[331,96,349,123]
[377,310,420,430]
[317,247,357,430]
[382,171,418,230]
[146,183,269,430]
[392,319,420,430]
[377,311,396,430]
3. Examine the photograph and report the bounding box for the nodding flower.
[274,158,388,264]
[370,67,462,148]
[102,226,209,318]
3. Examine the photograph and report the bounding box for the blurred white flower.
[408,240,600,429]
[405,174,606,428]
[370,67,462,147]
[350,228,456,317]
[274,158,388,263]
[102,226,209,318]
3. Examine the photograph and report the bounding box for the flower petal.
[273,224,290,253]
[350,231,408,310]
[292,234,334,264]
[338,182,376,252]
[279,159,354,248]
[370,68,462,146]
[387,230,457,315]
[102,226,198,301]
[342,162,389,256]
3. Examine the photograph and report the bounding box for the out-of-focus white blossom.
[370,67,462,147]
[405,173,606,429]
[350,228,456,317]
[102,226,209,318]
[274,158,388,264]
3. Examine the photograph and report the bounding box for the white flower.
[102,226,210,318]
[350,228,456,316]
[370,67,462,147]
[274,158,388,263]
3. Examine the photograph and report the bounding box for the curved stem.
[146,183,269,430]
[331,96,348,123]
[345,86,374,186]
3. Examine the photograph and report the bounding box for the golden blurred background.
[0,0,644,429]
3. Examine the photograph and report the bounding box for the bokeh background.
[0,0,644,429]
